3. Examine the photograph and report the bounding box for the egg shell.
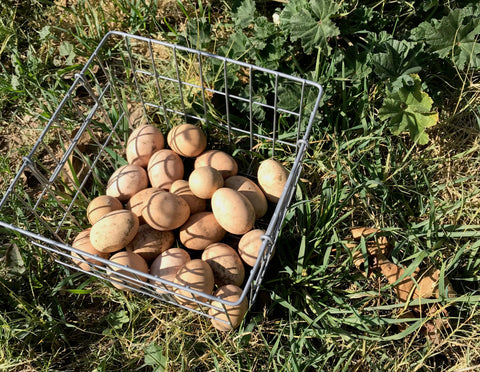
[142,190,190,231]
[149,247,191,293]
[202,243,245,287]
[108,251,149,290]
[208,285,248,331]
[90,210,139,253]
[126,224,175,263]
[86,195,123,225]
[167,123,207,158]
[179,212,226,251]
[147,149,184,190]
[106,164,149,203]
[257,159,289,203]
[194,150,238,179]
[174,259,214,308]
[71,228,110,271]
[238,229,266,267]
[211,188,255,235]
[126,124,165,168]
[126,187,160,224]
[189,166,224,199]
[224,175,268,219]
[170,179,206,215]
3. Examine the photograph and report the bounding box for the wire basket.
[0,31,323,327]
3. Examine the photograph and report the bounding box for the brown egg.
[238,229,265,267]
[167,123,207,157]
[108,251,149,290]
[211,188,255,235]
[86,195,123,225]
[179,212,226,250]
[126,187,160,223]
[194,150,238,179]
[142,190,190,231]
[257,159,289,203]
[106,164,149,203]
[126,124,165,168]
[208,285,248,331]
[147,149,184,190]
[189,166,224,199]
[170,179,206,215]
[90,210,139,253]
[126,224,175,263]
[71,228,110,271]
[174,259,214,308]
[202,243,245,287]
[224,175,268,219]
[149,248,191,293]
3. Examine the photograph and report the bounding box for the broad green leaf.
[232,0,255,29]
[411,6,480,69]
[379,74,438,144]
[143,343,167,371]
[371,39,422,80]
[279,0,340,55]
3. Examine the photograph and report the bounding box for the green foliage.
[279,0,340,55]
[379,74,439,144]
[411,4,480,69]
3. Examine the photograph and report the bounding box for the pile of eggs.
[71,123,289,331]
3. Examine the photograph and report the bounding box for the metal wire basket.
[0,31,323,327]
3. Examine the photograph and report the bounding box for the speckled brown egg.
[238,229,266,267]
[149,247,191,293]
[174,259,214,308]
[126,187,160,223]
[257,159,289,203]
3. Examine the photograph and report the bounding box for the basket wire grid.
[0,31,323,325]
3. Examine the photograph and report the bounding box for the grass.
[1,0,480,371]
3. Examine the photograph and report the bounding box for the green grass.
[1,0,480,371]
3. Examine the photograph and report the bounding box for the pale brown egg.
[211,188,255,235]
[174,259,214,308]
[202,243,245,287]
[167,123,207,157]
[86,195,123,225]
[208,285,248,331]
[147,149,184,190]
[90,209,139,253]
[142,190,190,231]
[125,187,160,223]
[108,251,149,290]
[179,212,226,251]
[106,164,149,203]
[170,179,206,215]
[71,228,110,271]
[189,166,224,199]
[194,150,238,179]
[224,175,268,219]
[257,159,289,203]
[149,247,191,293]
[126,224,175,263]
[126,124,165,168]
[238,229,266,267]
